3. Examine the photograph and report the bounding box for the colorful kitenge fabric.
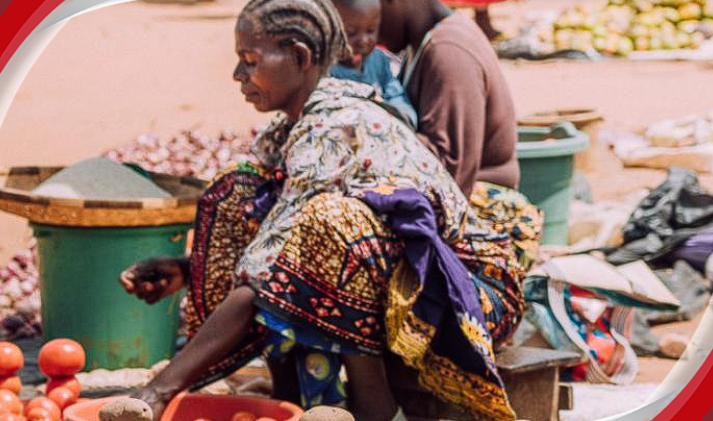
[563,286,632,383]
[183,78,543,420]
[259,310,349,408]
[523,277,639,386]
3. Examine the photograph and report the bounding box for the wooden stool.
[386,346,583,421]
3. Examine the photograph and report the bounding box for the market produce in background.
[548,0,713,55]
[0,248,40,338]
[645,111,713,147]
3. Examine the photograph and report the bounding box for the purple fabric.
[671,227,713,272]
[359,189,497,377]
[251,178,282,220]
[253,183,277,218]
[359,189,484,324]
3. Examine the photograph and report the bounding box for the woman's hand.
[129,386,173,421]
[119,256,188,304]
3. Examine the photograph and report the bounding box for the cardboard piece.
[541,255,680,308]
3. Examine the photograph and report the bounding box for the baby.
[330,0,418,128]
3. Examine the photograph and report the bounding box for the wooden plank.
[558,384,574,411]
[495,346,583,374]
[502,367,559,421]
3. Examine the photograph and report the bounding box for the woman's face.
[233,18,305,114]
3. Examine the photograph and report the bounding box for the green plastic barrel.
[32,223,190,370]
[516,122,589,245]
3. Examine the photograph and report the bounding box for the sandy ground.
[1,0,712,398]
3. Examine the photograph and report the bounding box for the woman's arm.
[373,49,419,129]
[132,286,257,420]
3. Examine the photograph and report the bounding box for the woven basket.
[0,166,206,227]
[518,109,604,172]
[517,109,603,128]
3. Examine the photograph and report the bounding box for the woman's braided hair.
[239,0,351,66]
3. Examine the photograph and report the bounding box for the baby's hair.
[240,0,351,66]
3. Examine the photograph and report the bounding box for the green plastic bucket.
[32,223,190,370]
[516,122,589,245]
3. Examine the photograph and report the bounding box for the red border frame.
[0,0,65,73]
[1,1,713,420]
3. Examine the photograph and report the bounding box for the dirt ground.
[1,0,712,389]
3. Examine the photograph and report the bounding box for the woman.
[121,1,541,420]
[378,0,519,199]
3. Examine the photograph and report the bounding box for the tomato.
[38,339,85,377]
[254,418,276,421]
[0,413,25,421]
[45,377,81,397]
[191,418,214,421]
[0,402,22,416]
[231,412,256,421]
[25,408,53,421]
[24,409,50,419]
[0,343,23,377]
[0,391,22,415]
[0,377,21,395]
[24,398,60,421]
[46,387,76,410]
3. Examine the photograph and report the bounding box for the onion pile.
[104,130,254,181]
[0,244,41,339]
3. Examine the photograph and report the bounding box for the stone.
[659,333,690,359]
[99,398,153,421]
[299,406,355,421]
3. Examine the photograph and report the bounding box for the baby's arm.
[373,49,419,129]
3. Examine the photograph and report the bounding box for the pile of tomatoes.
[0,339,85,421]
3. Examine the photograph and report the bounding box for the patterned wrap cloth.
[182,78,543,421]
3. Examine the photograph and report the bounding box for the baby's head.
[332,0,381,68]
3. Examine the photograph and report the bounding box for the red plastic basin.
[63,394,303,421]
